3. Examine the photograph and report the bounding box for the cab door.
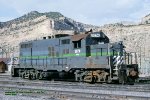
[86,46,91,57]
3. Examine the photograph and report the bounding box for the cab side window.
[73,40,81,49]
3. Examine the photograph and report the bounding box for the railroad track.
[0,74,10,77]
[0,83,150,100]
[1,78,150,93]
[1,76,150,92]
[0,73,11,79]
[0,75,150,99]
[0,75,150,92]
[0,80,150,93]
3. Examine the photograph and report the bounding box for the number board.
[90,33,100,37]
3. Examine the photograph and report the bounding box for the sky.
[0,0,150,26]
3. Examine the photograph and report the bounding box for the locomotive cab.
[71,31,138,84]
[71,31,114,83]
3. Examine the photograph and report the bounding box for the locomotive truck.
[11,30,139,84]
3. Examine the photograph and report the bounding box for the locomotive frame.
[11,31,139,84]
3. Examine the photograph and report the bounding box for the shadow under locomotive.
[11,30,139,84]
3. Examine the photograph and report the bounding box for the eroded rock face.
[99,23,150,76]
[0,11,97,57]
[100,24,150,55]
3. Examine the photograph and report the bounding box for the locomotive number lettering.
[91,34,100,37]
[75,49,80,54]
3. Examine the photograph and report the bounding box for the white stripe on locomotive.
[113,55,124,67]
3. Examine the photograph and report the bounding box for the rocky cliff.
[0,11,97,57]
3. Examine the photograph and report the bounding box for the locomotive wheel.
[127,77,135,85]
[29,74,36,80]
[28,74,32,80]
[22,73,26,79]
[39,76,43,80]
[119,76,126,84]
[91,76,97,83]
[59,71,68,79]
[84,75,96,83]
[107,76,112,83]
[38,73,43,80]
[119,70,127,84]
[36,72,40,79]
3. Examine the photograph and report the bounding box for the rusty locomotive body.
[11,31,138,84]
